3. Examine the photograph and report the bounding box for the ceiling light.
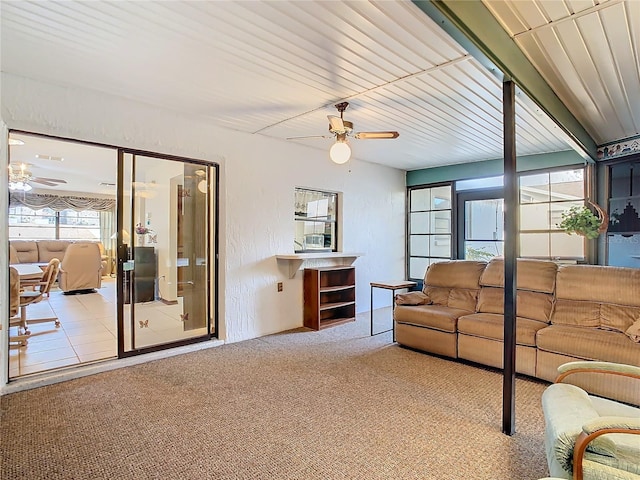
[35,154,64,162]
[8,138,25,146]
[329,140,351,164]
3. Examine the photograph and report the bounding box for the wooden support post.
[502,79,517,436]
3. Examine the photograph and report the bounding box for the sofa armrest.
[572,416,640,480]
[555,361,640,384]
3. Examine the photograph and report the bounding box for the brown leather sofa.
[394,258,640,404]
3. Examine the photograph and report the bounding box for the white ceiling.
[485,0,640,146]
[8,132,117,196]
[1,0,637,179]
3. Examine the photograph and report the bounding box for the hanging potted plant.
[559,201,608,239]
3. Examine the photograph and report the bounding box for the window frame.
[518,165,587,262]
[406,165,589,279]
[294,187,338,253]
[406,182,453,281]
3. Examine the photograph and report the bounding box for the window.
[519,168,585,260]
[294,188,337,252]
[9,206,101,241]
[407,184,452,280]
[59,209,101,239]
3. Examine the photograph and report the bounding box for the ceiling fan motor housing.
[329,120,353,135]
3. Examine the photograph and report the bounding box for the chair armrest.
[20,291,41,300]
[555,361,640,384]
[572,416,640,480]
[583,416,640,434]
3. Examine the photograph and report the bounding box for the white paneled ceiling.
[484,0,640,146]
[2,0,634,172]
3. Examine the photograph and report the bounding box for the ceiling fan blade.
[32,177,67,184]
[30,179,60,186]
[286,135,332,140]
[328,115,345,133]
[354,131,400,140]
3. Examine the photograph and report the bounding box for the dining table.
[10,264,44,281]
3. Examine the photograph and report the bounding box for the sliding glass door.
[116,151,216,355]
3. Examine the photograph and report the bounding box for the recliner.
[542,361,640,480]
[58,242,104,293]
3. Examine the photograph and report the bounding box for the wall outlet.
[277,282,283,292]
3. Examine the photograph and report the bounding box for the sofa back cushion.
[423,260,486,311]
[553,265,640,333]
[37,240,72,263]
[477,287,555,322]
[10,240,38,263]
[479,258,557,293]
[476,258,557,323]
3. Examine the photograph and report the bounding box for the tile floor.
[9,278,208,378]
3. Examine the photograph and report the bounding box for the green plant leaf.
[558,205,602,239]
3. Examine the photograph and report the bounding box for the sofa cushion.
[394,304,471,333]
[477,286,554,323]
[37,240,72,263]
[601,304,640,334]
[422,261,485,312]
[9,244,19,264]
[458,312,548,347]
[537,325,640,366]
[553,299,601,328]
[395,291,431,305]
[480,258,557,293]
[424,260,487,289]
[553,265,640,333]
[10,240,38,263]
[556,264,640,307]
[627,318,640,343]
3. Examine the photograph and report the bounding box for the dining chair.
[8,267,30,346]
[11,258,61,336]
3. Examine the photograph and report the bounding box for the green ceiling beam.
[412,0,598,161]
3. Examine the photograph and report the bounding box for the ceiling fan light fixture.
[8,163,33,191]
[9,181,32,192]
[329,140,351,164]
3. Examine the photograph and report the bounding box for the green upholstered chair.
[542,361,640,480]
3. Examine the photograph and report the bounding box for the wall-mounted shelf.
[275,252,363,278]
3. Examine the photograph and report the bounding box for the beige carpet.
[1,313,550,479]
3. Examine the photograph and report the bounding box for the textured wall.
[1,73,406,344]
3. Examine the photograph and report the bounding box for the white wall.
[1,73,406,346]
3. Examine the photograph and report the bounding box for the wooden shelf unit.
[304,266,356,330]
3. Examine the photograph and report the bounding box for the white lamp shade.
[329,142,351,164]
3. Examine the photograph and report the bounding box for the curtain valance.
[9,192,115,212]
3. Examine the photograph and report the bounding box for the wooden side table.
[370,281,417,339]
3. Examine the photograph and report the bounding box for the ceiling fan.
[288,102,399,164]
[8,163,67,192]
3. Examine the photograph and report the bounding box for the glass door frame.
[116,148,219,358]
[456,187,504,259]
